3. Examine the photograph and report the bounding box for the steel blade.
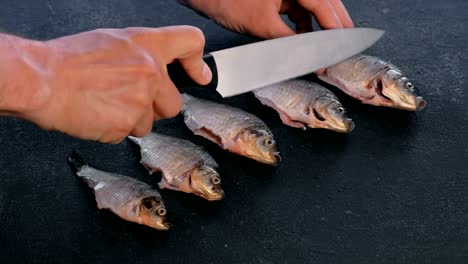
[211,28,384,97]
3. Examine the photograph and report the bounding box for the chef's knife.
[168,28,384,97]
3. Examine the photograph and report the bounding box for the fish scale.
[129,133,217,186]
[253,79,354,133]
[318,54,426,111]
[77,166,161,210]
[128,132,224,201]
[254,79,338,112]
[182,94,270,146]
[68,152,169,230]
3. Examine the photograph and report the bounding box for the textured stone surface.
[0,0,467,263]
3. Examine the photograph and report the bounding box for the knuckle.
[94,28,132,44]
[133,89,153,108]
[121,27,147,39]
[114,115,136,135]
[182,26,206,49]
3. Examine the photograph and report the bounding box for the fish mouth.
[384,91,427,111]
[378,81,427,111]
[254,152,281,166]
[310,105,354,133]
[337,119,355,133]
[308,118,354,133]
[267,152,282,165]
[415,97,427,111]
[397,96,427,111]
[273,152,282,163]
[153,221,170,231]
[245,150,281,165]
[199,188,225,201]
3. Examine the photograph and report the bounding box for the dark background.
[0,0,467,263]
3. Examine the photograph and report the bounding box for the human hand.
[18,26,211,143]
[178,0,354,39]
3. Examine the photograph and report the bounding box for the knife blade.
[168,27,384,97]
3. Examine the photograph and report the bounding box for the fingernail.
[202,63,212,83]
[314,68,326,75]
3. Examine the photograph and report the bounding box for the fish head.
[139,197,170,230]
[236,128,281,165]
[308,95,354,133]
[188,164,224,201]
[375,69,427,111]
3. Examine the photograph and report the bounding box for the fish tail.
[68,151,89,173]
[127,136,142,146]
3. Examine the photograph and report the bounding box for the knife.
[168,27,384,97]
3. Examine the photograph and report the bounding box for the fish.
[318,54,427,111]
[181,93,281,165]
[128,133,224,201]
[253,79,354,133]
[68,152,169,230]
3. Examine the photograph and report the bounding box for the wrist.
[0,34,51,115]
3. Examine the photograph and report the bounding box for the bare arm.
[178,0,354,39]
[0,26,212,143]
[0,34,49,115]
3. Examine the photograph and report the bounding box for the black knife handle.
[167,54,218,90]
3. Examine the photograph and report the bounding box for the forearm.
[0,34,49,115]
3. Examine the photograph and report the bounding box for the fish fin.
[255,95,282,113]
[127,136,142,146]
[158,178,171,190]
[140,161,160,175]
[185,117,224,147]
[279,113,306,130]
[196,127,223,147]
[94,188,108,210]
[159,175,190,193]
[68,151,89,173]
[255,95,306,129]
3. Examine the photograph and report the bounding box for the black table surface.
[0,0,467,263]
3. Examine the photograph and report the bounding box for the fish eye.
[305,108,311,115]
[406,82,414,90]
[337,107,345,113]
[264,138,274,146]
[211,176,221,185]
[157,208,166,216]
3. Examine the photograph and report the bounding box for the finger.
[153,74,183,119]
[159,26,212,85]
[127,26,212,85]
[314,68,326,75]
[287,4,313,34]
[255,13,296,39]
[328,0,354,27]
[130,110,154,137]
[298,0,343,29]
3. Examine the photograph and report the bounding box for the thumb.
[255,14,295,39]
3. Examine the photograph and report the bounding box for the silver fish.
[128,133,224,201]
[181,93,281,166]
[318,54,427,111]
[68,152,169,230]
[253,79,354,133]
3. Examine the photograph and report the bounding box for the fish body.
[181,93,281,165]
[128,133,224,201]
[253,79,354,133]
[318,54,426,111]
[68,152,169,230]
